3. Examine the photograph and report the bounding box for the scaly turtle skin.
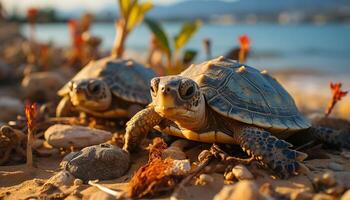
[123,56,350,178]
[56,57,156,118]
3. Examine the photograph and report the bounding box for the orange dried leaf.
[25,102,37,130]
[325,82,348,117]
[128,138,179,198]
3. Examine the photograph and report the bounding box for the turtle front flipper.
[56,96,75,117]
[236,127,308,179]
[123,106,163,152]
[309,126,350,149]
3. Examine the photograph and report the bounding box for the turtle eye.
[88,82,101,94]
[180,79,196,99]
[150,78,160,96]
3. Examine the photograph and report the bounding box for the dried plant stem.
[26,128,33,167]
[239,49,246,63]
[111,20,128,58]
[88,180,124,198]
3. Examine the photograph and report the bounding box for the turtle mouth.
[155,105,193,118]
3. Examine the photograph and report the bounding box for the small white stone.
[261,70,268,74]
[236,66,246,73]
[197,174,214,185]
[231,164,254,180]
[44,124,112,148]
[166,159,191,176]
[213,181,261,200]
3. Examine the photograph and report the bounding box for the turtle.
[56,57,156,119]
[123,56,350,178]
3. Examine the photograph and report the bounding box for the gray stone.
[328,162,344,171]
[0,96,23,122]
[44,124,112,148]
[62,144,130,182]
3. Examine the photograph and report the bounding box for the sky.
[1,0,185,14]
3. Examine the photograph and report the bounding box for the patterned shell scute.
[58,57,155,104]
[181,57,311,132]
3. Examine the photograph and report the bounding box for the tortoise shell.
[58,57,156,105]
[180,56,311,133]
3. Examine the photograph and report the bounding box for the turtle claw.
[239,127,309,179]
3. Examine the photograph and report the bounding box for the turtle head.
[68,79,112,111]
[150,76,206,129]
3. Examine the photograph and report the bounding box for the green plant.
[145,18,201,74]
[112,0,153,58]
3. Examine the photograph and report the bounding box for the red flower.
[25,102,37,130]
[325,82,348,116]
[68,19,83,49]
[27,7,38,23]
[330,82,348,101]
[238,34,250,51]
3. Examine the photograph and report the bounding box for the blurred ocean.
[22,22,350,73]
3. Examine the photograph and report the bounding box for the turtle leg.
[123,106,163,152]
[308,126,350,149]
[56,96,75,117]
[235,127,308,179]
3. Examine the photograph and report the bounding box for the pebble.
[166,159,191,176]
[162,146,187,160]
[328,162,344,171]
[231,164,254,180]
[44,170,75,187]
[62,144,130,182]
[196,174,214,185]
[73,179,83,186]
[213,181,261,200]
[0,96,23,121]
[21,71,66,101]
[44,124,112,148]
[341,151,350,160]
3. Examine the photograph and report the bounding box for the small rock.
[44,124,112,148]
[166,159,191,176]
[328,162,344,171]
[73,179,83,186]
[162,146,187,160]
[62,144,130,182]
[341,189,350,200]
[44,170,75,187]
[213,181,261,200]
[21,71,66,102]
[0,97,23,121]
[341,151,350,160]
[231,164,254,180]
[196,174,214,185]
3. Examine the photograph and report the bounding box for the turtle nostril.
[161,86,171,94]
